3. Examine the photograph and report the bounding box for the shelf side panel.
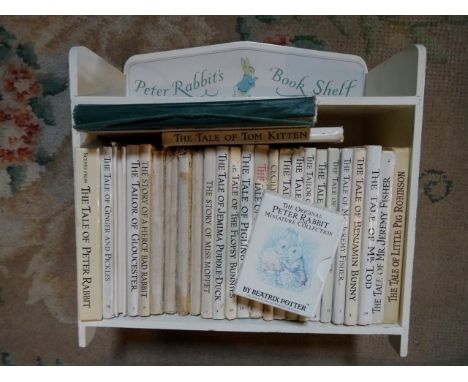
[78,324,97,348]
[364,45,426,97]
[69,46,125,98]
[399,100,423,340]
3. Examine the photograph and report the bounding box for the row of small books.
[74,143,409,325]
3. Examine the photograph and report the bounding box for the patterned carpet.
[0,16,466,365]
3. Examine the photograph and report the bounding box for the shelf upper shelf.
[71,95,420,107]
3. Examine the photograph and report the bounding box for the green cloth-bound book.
[73,97,317,132]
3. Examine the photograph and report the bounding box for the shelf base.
[78,314,408,356]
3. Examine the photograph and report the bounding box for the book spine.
[74,98,317,131]
[344,147,366,325]
[309,127,344,143]
[162,126,310,146]
[292,147,305,201]
[176,150,192,316]
[320,148,340,323]
[162,127,344,147]
[126,145,140,317]
[201,148,216,318]
[238,145,255,318]
[250,145,269,318]
[298,146,316,322]
[164,150,178,314]
[101,146,114,319]
[358,146,382,325]
[117,146,127,315]
[190,150,204,316]
[74,148,102,321]
[279,148,293,198]
[111,146,119,317]
[372,150,395,323]
[263,148,279,321]
[274,148,293,320]
[304,147,316,204]
[331,148,353,325]
[315,149,328,208]
[310,148,328,321]
[286,147,306,321]
[268,149,280,195]
[139,144,152,316]
[150,148,165,314]
[226,146,241,320]
[384,148,410,324]
[213,146,229,319]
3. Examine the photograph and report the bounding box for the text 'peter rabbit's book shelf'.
[70,42,425,357]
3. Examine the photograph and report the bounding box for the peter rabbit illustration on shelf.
[258,228,310,292]
[234,57,258,96]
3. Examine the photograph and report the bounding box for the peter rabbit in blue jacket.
[234,57,258,96]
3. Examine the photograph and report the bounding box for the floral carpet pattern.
[0,16,466,365]
[0,25,67,197]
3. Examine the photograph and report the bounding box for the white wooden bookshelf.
[70,43,425,357]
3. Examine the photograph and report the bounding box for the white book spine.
[309,127,344,143]
[225,147,241,320]
[238,145,255,318]
[320,148,340,323]
[292,147,305,201]
[263,148,279,321]
[372,151,395,323]
[251,145,269,318]
[150,149,165,315]
[331,148,353,325]
[139,144,152,316]
[126,145,140,316]
[311,148,328,321]
[201,148,216,318]
[213,147,229,319]
[190,150,204,316]
[164,150,178,314]
[111,146,119,317]
[315,149,328,208]
[101,147,114,319]
[344,147,366,325]
[358,145,382,325]
[298,146,316,322]
[274,148,292,320]
[117,146,127,316]
[287,147,305,321]
[304,147,316,204]
[177,150,192,316]
[279,149,293,198]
